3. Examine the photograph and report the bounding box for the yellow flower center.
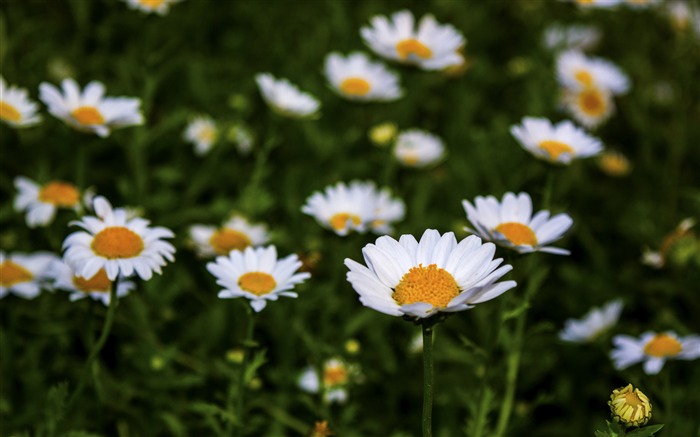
[91,226,145,259]
[238,271,277,296]
[71,106,105,125]
[209,228,251,255]
[198,126,217,144]
[577,88,607,116]
[329,213,361,232]
[599,152,630,176]
[38,181,80,207]
[339,77,371,96]
[0,260,34,286]
[393,264,459,308]
[73,268,111,293]
[643,334,683,357]
[139,0,165,6]
[494,222,538,246]
[574,70,594,86]
[538,140,575,161]
[401,153,420,166]
[323,365,348,387]
[0,101,22,122]
[396,38,433,60]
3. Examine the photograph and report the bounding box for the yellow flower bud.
[608,384,652,427]
[368,123,397,147]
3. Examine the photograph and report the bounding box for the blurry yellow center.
[91,226,144,259]
[198,127,217,143]
[495,222,538,246]
[139,0,165,6]
[323,365,348,387]
[38,182,80,206]
[73,268,111,293]
[396,39,433,60]
[329,213,361,232]
[401,153,420,166]
[340,77,371,96]
[393,264,459,308]
[0,261,34,286]
[599,152,630,176]
[72,106,105,125]
[0,101,22,122]
[238,272,276,296]
[577,88,607,116]
[209,228,251,255]
[574,70,594,86]
[538,140,574,160]
[643,334,682,357]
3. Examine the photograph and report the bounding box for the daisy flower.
[14,176,82,228]
[561,85,615,129]
[611,331,700,374]
[360,10,465,71]
[559,299,623,343]
[62,196,175,281]
[255,73,320,119]
[189,215,270,258]
[542,24,601,52]
[39,78,144,137]
[49,259,135,305]
[324,52,403,102]
[510,117,603,164]
[0,76,42,127]
[123,0,182,15]
[344,229,516,319]
[0,251,57,299]
[556,50,630,95]
[393,129,445,167]
[301,181,378,236]
[462,192,574,255]
[183,115,219,156]
[566,0,621,9]
[608,384,652,427]
[298,358,358,404]
[206,245,310,312]
[370,187,406,235]
[665,1,699,32]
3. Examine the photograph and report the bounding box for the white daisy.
[227,124,254,155]
[324,52,403,102]
[462,192,574,255]
[62,196,175,281]
[301,181,378,236]
[49,259,135,305]
[611,331,700,374]
[0,251,57,299]
[566,0,621,9]
[14,176,82,228]
[393,129,445,167]
[559,299,623,343]
[206,245,310,312]
[542,24,601,52]
[0,76,42,127]
[254,73,320,119]
[370,187,405,235]
[189,215,270,258]
[344,229,516,319]
[510,117,603,164]
[561,85,615,129]
[123,0,182,15]
[360,10,465,71]
[665,1,698,32]
[298,358,355,404]
[556,50,630,95]
[183,115,219,156]
[39,78,144,137]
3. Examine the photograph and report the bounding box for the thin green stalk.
[494,309,527,437]
[229,307,256,436]
[422,323,434,437]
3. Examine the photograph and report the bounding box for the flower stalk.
[422,322,435,437]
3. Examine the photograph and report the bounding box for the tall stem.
[494,305,527,437]
[229,307,256,436]
[422,323,434,437]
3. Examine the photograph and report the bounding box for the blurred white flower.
[0,76,42,127]
[543,24,601,52]
[393,129,445,168]
[0,251,57,299]
[298,358,358,404]
[123,0,183,15]
[556,50,630,95]
[510,117,603,164]
[324,52,403,102]
[611,331,700,374]
[183,115,218,156]
[559,299,623,343]
[14,176,82,228]
[255,73,320,119]
[49,259,135,305]
[561,85,615,129]
[189,215,270,258]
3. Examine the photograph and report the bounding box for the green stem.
[229,307,256,436]
[422,323,434,437]
[542,170,555,211]
[494,307,527,437]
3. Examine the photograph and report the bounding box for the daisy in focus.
[324,52,403,102]
[344,229,516,319]
[360,10,465,71]
[14,176,83,228]
[49,259,135,305]
[462,192,574,255]
[255,73,320,119]
[39,79,143,137]
[63,196,175,281]
[206,245,310,312]
[556,50,630,95]
[559,299,623,343]
[393,129,445,167]
[298,357,360,404]
[0,251,57,299]
[510,117,603,164]
[611,331,700,374]
[123,0,182,15]
[189,215,270,257]
[542,24,601,52]
[0,76,42,127]
[183,115,219,156]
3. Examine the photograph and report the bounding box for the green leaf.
[625,424,665,436]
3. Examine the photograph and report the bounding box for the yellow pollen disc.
[538,140,575,160]
[574,70,594,86]
[329,213,361,232]
[38,181,80,207]
[209,228,252,255]
[401,153,420,166]
[73,268,111,293]
[577,88,606,116]
[91,226,145,259]
[339,77,372,96]
[71,106,105,125]
[396,38,433,60]
[323,365,348,387]
[238,272,277,296]
[0,260,34,286]
[139,0,165,6]
[495,222,538,246]
[393,264,459,308]
[643,334,683,357]
[0,101,22,122]
[198,127,217,143]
